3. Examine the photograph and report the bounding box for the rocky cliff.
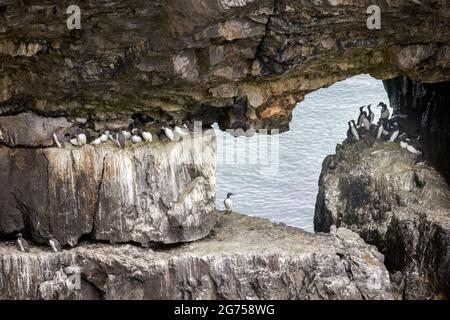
[1,1,450,131]
[314,138,450,299]
[0,119,217,247]
[2,0,450,301]
[384,77,450,184]
[0,213,393,300]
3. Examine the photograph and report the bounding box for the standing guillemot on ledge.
[16,233,29,253]
[378,102,390,120]
[347,120,360,142]
[48,234,62,253]
[224,193,234,215]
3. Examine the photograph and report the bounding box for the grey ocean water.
[214,74,389,232]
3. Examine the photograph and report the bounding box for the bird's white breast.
[49,240,58,252]
[17,239,24,252]
[142,132,152,142]
[224,198,233,210]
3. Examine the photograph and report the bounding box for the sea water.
[214,74,390,232]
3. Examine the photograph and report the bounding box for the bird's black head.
[227,193,234,198]
[360,106,365,112]
[367,104,372,110]
[17,233,22,238]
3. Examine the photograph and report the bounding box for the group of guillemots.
[52,117,193,149]
[14,103,421,254]
[347,102,422,155]
[13,118,196,253]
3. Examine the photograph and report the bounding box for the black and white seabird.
[347,121,360,142]
[224,193,234,215]
[122,130,132,141]
[367,104,375,124]
[76,131,87,146]
[16,233,29,253]
[389,122,401,142]
[53,131,64,148]
[378,102,390,120]
[357,106,371,131]
[114,130,126,148]
[357,106,368,127]
[48,234,62,253]
[174,125,189,138]
[376,118,390,139]
[141,131,153,143]
[162,126,175,142]
[100,130,109,143]
[400,136,423,155]
[131,134,143,144]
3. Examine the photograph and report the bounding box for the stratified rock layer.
[1,1,450,131]
[314,139,450,299]
[0,132,216,246]
[0,213,393,300]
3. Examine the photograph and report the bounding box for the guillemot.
[378,102,390,120]
[224,193,234,215]
[367,104,375,124]
[347,120,360,142]
[376,118,390,139]
[400,136,423,155]
[162,126,175,141]
[100,131,109,143]
[90,137,102,146]
[53,132,64,148]
[357,106,368,127]
[131,134,143,144]
[389,122,401,142]
[76,131,87,146]
[174,125,189,138]
[16,233,29,253]
[141,131,153,142]
[48,234,62,253]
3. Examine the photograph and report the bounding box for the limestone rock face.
[1,1,450,131]
[314,139,450,299]
[0,213,393,300]
[0,132,216,246]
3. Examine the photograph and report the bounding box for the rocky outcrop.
[1,1,450,131]
[0,213,393,300]
[0,130,216,247]
[314,138,450,299]
[384,77,450,184]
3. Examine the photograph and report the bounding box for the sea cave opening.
[214,74,390,232]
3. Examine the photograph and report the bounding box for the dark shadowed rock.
[384,77,450,184]
[0,213,393,300]
[315,139,450,299]
[0,132,216,246]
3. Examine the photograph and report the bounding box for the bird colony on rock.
[347,102,422,155]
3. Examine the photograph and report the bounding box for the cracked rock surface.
[0,213,393,300]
